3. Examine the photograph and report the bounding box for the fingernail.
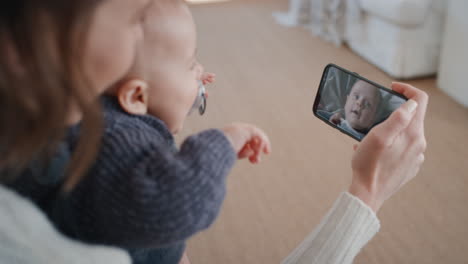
[406,99,418,113]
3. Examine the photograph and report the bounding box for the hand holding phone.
[350,82,428,212]
[313,64,408,141]
[312,65,429,212]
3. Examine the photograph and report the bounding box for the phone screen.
[313,64,407,141]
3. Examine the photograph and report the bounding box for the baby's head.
[344,80,381,132]
[110,0,204,134]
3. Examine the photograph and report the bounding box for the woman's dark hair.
[0,1,104,191]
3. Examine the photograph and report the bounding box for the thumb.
[373,99,418,141]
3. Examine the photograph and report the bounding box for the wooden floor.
[178,1,468,263]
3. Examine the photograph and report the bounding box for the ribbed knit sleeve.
[56,115,237,249]
[282,192,380,264]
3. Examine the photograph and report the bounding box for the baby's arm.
[58,126,237,248]
[329,112,342,125]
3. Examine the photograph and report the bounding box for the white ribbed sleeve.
[282,192,380,264]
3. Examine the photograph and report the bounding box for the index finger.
[252,127,272,155]
[391,82,429,125]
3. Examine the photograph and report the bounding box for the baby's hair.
[0,1,104,191]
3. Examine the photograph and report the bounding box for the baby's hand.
[202,72,216,85]
[330,112,342,125]
[222,123,271,164]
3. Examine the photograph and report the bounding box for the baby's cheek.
[190,83,199,106]
[362,112,375,126]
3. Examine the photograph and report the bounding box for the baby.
[319,80,381,140]
[54,1,271,264]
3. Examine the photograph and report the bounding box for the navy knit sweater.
[7,96,237,264]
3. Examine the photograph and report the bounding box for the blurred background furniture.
[437,0,468,108]
[274,0,448,79]
[345,0,447,79]
[273,0,347,46]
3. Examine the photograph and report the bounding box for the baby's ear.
[116,79,149,115]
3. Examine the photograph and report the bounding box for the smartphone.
[313,64,408,141]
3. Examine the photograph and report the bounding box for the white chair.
[437,0,468,107]
[345,0,447,79]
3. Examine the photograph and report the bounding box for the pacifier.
[189,81,207,115]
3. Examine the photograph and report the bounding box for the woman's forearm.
[282,192,380,264]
